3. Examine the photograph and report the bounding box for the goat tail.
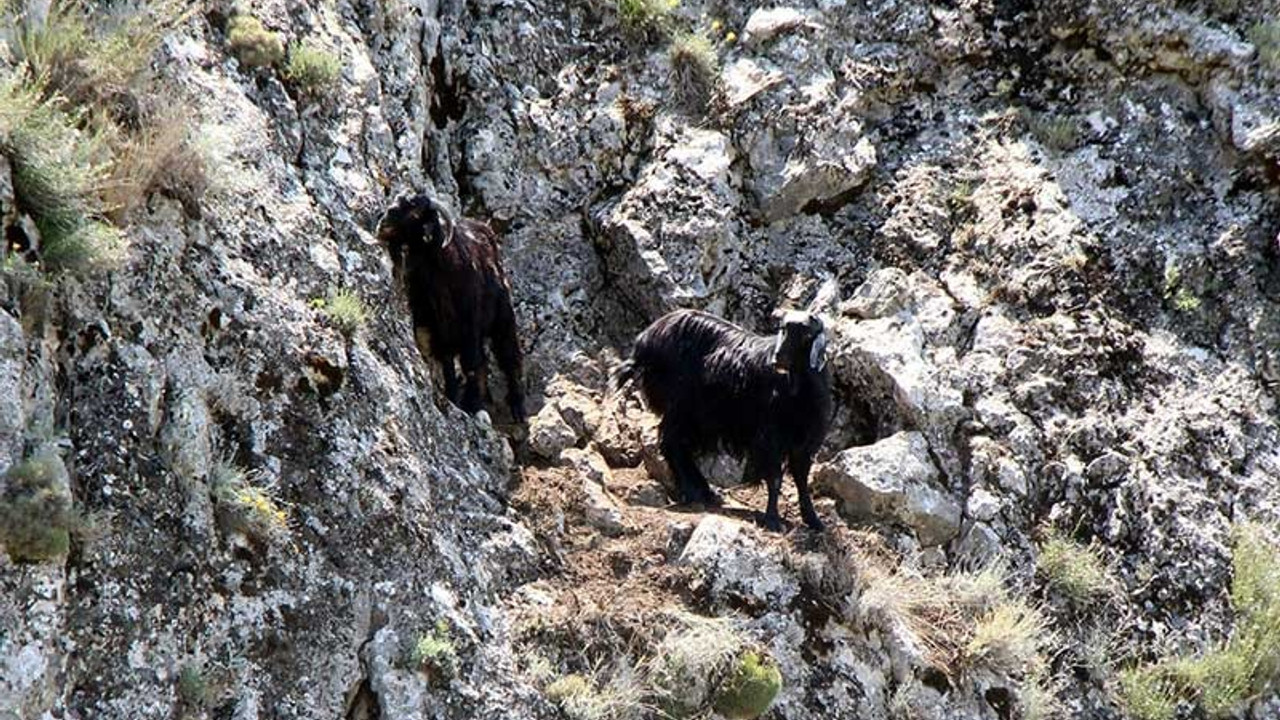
[611,358,640,397]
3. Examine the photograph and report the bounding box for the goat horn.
[772,329,787,372]
[437,200,456,248]
[809,330,827,372]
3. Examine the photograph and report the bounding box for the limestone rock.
[815,432,961,546]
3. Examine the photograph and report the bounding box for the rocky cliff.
[3,0,1280,719]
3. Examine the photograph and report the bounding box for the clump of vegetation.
[1037,529,1114,605]
[313,287,368,336]
[648,613,780,719]
[227,14,284,70]
[285,39,341,100]
[0,73,122,273]
[410,620,459,685]
[9,0,182,112]
[1162,263,1201,313]
[1,1,205,272]
[103,109,210,221]
[667,32,718,111]
[177,663,215,710]
[1116,523,1280,719]
[617,0,678,35]
[545,669,646,720]
[712,651,782,719]
[1249,22,1280,72]
[0,451,74,563]
[210,459,289,547]
[965,600,1052,677]
[1025,112,1079,152]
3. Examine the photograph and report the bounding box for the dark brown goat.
[377,193,526,422]
[616,309,832,531]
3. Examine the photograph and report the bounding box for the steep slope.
[3,1,1280,719]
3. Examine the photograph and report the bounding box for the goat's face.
[772,311,827,378]
[376,193,456,253]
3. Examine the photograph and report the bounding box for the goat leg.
[789,453,824,531]
[459,342,487,415]
[491,304,527,423]
[761,471,784,532]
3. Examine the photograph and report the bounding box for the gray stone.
[815,432,961,546]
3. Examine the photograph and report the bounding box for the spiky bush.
[667,32,717,111]
[1116,523,1280,718]
[617,0,677,35]
[227,14,284,69]
[0,73,122,273]
[285,40,341,99]
[0,451,74,563]
[1037,529,1114,605]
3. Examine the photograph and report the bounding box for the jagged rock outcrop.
[5,0,1280,718]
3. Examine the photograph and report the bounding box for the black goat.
[616,308,832,531]
[377,193,526,422]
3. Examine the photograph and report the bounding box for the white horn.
[809,330,827,372]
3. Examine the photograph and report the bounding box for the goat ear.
[809,330,827,372]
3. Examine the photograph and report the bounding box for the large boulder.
[814,432,961,546]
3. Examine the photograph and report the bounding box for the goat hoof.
[803,514,826,532]
[701,489,723,507]
[759,513,784,532]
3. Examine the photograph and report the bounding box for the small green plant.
[1116,523,1280,718]
[965,599,1051,677]
[1162,263,1201,313]
[1025,112,1079,152]
[0,72,122,273]
[210,460,289,546]
[410,619,458,684]
[1037,529,1113,605]
[285,40,341,99]
[1116,666,1178,720]
[712,651,782,719]
[227,14,284,70]
[667,32,717,111]
[0,451,74,563]
[545,670,645,720]
[617,0,677,34]
[316,287,368,336]
[1249,22,1280,72]
[177,664,214,709]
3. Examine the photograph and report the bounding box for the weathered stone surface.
[679,516,799,607]
[815,432,961,546]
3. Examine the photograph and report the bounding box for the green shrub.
[545,671,645,720]
[1037,530,1113,605]
[0,72,123,273]
[410,619,458,684]
[1116,523,1280,718]
[316,287,368,336]
[227,14,284,70]
[177,664,214,709]
[1249,22,1280,72]
[6,0,177,111]
[1117,666,1178,720]
[712,651,782,719]
[965,599,1051,677]
[211,460,290,546]
[0,452,74,563]
[285,40,341,99]
[617,0,677,34]
[667,32,717,111]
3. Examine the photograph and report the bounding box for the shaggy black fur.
[377,193,526,422]
[616,308,832,531]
